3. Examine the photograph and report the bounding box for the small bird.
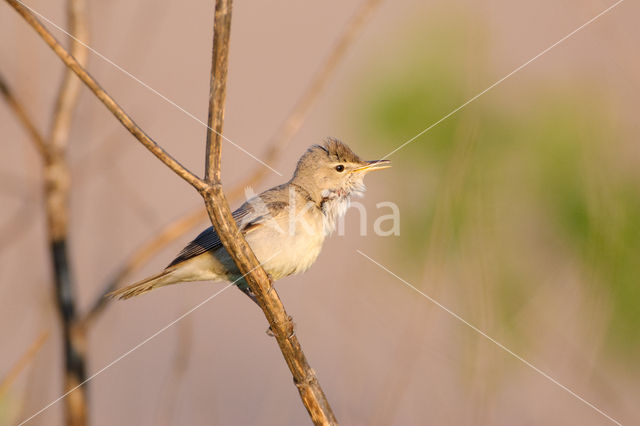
[109,138,390,301]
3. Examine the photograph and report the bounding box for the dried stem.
[204,182,339,426]
[5,0,206,193]
[82,207,207,327]
[39,1,90,424]
[0,76,42,254]
[49,0,89,152]
[0,331,49,398]
[2,1,91,422]
[201,1,337,424]
[0,71,48,158]
[203,0,231,184]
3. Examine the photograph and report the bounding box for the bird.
[108,138,390,302]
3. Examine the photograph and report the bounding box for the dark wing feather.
[166,206,255,268]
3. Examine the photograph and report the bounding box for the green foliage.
[529,100,640,353]
[348,10,640,356]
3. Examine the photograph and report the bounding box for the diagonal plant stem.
[4,1,200,424]
[0,71,48,158]
[5,0,206,193]
[0,331,49,399]
[0,75,43,255]
[200,1,337,424]
[82,207,207,328]
[49,0,88,153]
[82,0,382,323]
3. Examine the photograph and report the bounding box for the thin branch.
[201,1,337,424]
[48,0,88,153]
[204,0,232,183]
[5,0,207,192]
[0,71,48,158]
[204,186,340,426]
[0,331,49,398]
[82,207,207,327]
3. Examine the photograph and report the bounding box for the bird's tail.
[107,268,178,300]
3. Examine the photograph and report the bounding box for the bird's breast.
[244,208,325,280]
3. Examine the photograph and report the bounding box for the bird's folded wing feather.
[166,204,268,268]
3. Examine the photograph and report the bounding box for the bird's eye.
[335,165,345,172]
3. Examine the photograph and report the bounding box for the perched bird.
[109,138,390,301]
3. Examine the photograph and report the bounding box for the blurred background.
[1,0,639,424]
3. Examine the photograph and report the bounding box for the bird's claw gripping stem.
[266,315,296,338]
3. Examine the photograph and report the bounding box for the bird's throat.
[320,189,352,235]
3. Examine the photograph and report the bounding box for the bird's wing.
[165,203,269,268]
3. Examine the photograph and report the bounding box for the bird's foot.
[266,273,276,294]
[266,315,296,338]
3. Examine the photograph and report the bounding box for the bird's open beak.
[351,159,391,173]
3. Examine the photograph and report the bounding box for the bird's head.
[291,138,391,206]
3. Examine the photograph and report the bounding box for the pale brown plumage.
[108,138,390,300]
